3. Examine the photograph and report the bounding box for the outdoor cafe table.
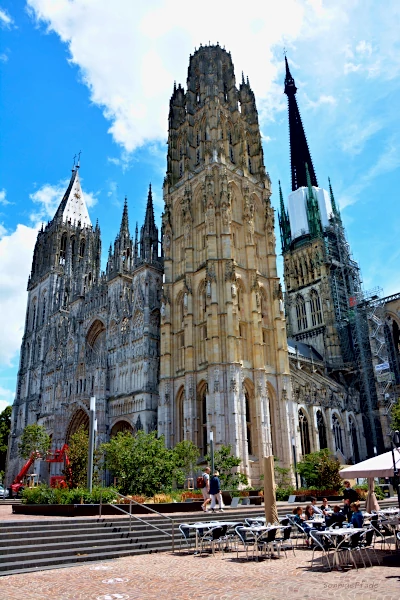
[183,521,242,553]
[312,527,365,569]
[241,525,285,560]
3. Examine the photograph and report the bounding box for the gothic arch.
[331,412,344,454]
[243,379,258,457]
[86,319,106,350]
[110,419,134,437]
[310,289,323,326]
[298,407,311,456]
[230,182,242,222]
[348,414,360,463]
[316,409,328,450]
[66,408,89,443]
[295,294,308,331]
[196,280,207,323]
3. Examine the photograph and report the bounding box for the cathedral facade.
[8,46,373,486]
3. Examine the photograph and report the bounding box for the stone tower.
[158,45,293,481]
[279,57,383,456]
[8,169,163,483]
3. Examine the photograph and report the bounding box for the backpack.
[197,475,205,489]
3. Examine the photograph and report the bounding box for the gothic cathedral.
[8,46,371,486]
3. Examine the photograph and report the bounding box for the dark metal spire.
[328,177,341,220]
[284,56,318,191]
[278,180,291,252]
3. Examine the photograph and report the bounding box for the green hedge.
[21,485,118,505]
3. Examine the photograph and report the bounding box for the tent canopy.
[340,449,400,479]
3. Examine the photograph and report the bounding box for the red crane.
[10,451,41,495]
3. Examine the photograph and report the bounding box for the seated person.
[304,504,314,521]
[310,497,323,515]
[326,505,346,528]
[320,497,332,514]
[350,501,364,528]
[292,506,305,527]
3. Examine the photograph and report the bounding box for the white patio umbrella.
[339,448,400,479]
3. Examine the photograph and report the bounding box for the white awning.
[340,449,400,478]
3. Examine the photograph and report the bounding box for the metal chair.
[310,530,332,570]
[357,528,379,567]
[199,525,225,556]
[234,525,257,560]
[277,525,295,558]
[257,527,278,559]
[178,524,195,554]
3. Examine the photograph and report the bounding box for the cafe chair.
[178,523,195,554]
[199,525,225,556]
[277,525,295,558]
[309,530,331,570]
[234,526,257,560]
[357,528,379,567]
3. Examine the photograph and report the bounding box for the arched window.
[299,409,311,456]
[32,300,37,330]
[310,290,323,326]
[296,294,308,331]
[176,388,184,443]
[60,233,67,263]
[79,239,85,260]
[316,410,327,449]
[245,391,252,455]
[332,414,344,454]
[248,159,252,174]
[349,417,360,463]
[41,297,46,325]
[228,128,234,163]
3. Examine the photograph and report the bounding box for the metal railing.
[99,491,176,552]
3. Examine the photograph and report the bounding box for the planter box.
[12,501,205,517]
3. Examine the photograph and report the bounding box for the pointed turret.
[305,163,322,237]
[140,184,158,262]
[328,177,341,220]
[284,57,318,191]
[278,180,291,252]
[120,197,130,236]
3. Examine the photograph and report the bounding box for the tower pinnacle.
[284,57,318,192]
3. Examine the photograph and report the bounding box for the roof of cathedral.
[54,167,92,228]
[284,56,318,192]
[287,337,323,362]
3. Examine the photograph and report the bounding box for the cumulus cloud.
[0,189,12,206]
[0,8,13,27]
[0,223,38,366]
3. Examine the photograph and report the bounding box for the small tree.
[0,405,12,473]
[172,440,200,481]
[101,430,178,496]
[205,444,248,489]
[391,399,400,432]
[18,424,51,460]
[296,448,342,490]
[64,425,90,488]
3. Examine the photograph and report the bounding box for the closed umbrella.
[365,477,380,513]
[264,455,279,525]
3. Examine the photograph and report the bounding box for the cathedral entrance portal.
[110,420,134,437]
[66,409,89,444]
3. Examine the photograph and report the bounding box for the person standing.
[209,471,224,512]
[343,480,359,504]
[201,467,211,512]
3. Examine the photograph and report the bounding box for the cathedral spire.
[140,184,158,262]
[53,165,91,227]
[120,197,130,237]
[143,184,155,232]
[284,56,318,192]
[278,180,291,252]
[328,177,341,220]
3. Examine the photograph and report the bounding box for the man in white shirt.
[310,497,323,515]
[201,467,211,511]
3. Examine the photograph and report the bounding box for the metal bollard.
[129,500,132,533]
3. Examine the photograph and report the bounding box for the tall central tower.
[158,45,293,480]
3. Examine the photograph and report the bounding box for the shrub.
[276,486,295,501]
[21,484,118,505]
[297,449,342,490]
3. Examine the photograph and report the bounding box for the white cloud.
[0,387,14,409]
[0,52,8,62]
[340,120,382,156]
[0,223,39,366]
[0,189,12,206]
[0,8,13,27]
[305,94,336,109]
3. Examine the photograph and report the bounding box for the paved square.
[1,545,399,599]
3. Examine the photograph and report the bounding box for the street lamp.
[209,431,214,474]
[391,430,400,509]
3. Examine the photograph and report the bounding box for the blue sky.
[1,0,400,411]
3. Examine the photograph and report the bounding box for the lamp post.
[209,431,214,474]
[87,396,96,493]
[291,437,299,490]
[392,430,400,509]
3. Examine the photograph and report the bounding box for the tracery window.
[177,332,185,371]
[60,233,67,263]
[332,413,344,454]
[79,239,85,260]
[316,410,327,449]
[349,416,360,463]
[245,391,252,455]
[310,290,323,326]
[296,294,308,331]
[299,409,311,456]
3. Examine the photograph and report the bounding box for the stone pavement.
[1,544,399,599]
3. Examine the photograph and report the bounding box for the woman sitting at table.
[349,501,364,528]
[304,505,314,521]
[293,506,313,545]
[320,497,332,514]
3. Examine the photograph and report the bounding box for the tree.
[0,405,12,474]
[64,425,90,488]
[296,448,343,490]
[391,398,400,432]
[18,424,51,460]
[101,430,178,496]
[172,440,200,481]
[205,444,248,489]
